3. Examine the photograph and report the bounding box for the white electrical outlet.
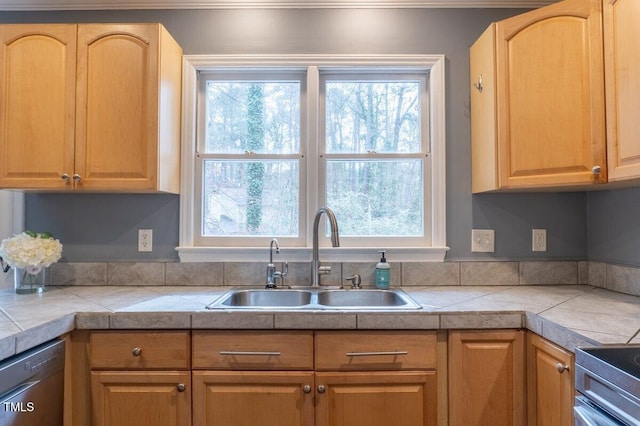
[138,229,153,252]
[532,228,547,252]
[471,229,495,252]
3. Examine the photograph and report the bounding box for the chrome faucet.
[266,238,288,288]
[312,207,340,286]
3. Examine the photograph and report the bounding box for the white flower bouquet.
[0,231,63,275]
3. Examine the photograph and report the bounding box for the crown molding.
[0,0,556,11]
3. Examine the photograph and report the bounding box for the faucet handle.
[345,274,362,289]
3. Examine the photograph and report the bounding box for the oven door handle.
[574,396,623,426]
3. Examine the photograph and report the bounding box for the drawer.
[315,331,437,371]
[90,331,190,370]
[193,331,313,370]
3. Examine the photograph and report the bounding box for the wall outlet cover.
[138,229,153,252]
[532,228,547,252]
[471,229,495,253]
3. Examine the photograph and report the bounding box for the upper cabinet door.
[0,24,77,189]
[604,0,640,182]
[75,24,160,191]
[471,0,607,192]
[496,0,606,189]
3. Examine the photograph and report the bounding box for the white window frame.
[177,54,448,262]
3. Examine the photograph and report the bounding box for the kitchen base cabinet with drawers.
[66,328,576,426]
[88,331,192,426]
[192,330,441,426]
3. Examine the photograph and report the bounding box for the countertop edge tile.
[109,312,191,329]
[15,314,75,353]
[440,312,524,329]
[192,312,275,329]
[275,312,357,329]
[356,313,440,329]
[0,336,16,360]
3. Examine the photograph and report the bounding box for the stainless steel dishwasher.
[0,339,65,426]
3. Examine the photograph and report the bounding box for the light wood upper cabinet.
[603,0,640,182]
[471,0,606,192]
[0,23,182,193]
[0,25,77,190]
[449,329,526,426]
[527,333,574,426]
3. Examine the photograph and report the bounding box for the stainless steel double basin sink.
[207,287,423,310]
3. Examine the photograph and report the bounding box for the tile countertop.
[0,284,639,361]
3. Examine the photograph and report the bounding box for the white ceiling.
[0,0,558,10]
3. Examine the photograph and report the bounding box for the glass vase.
[14,267,46,294]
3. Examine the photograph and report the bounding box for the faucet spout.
[312,207,340,286]
[266,238,280,288]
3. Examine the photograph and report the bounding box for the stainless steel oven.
[575,345,640,426]
[0,339,65,426]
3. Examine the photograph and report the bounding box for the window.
[196,72,306,247]
[179,55,447,262]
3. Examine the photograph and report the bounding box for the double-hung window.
[179,55,447,262]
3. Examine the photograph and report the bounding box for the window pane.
[325,81,421,154]
[205,81,300,154]
[326,160,423,237]
[202,160,299,236]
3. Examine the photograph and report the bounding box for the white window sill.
[176,246,449,262]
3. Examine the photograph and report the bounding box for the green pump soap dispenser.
[375,250,390,289]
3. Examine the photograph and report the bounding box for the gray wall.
[587,187,640,267]
[5,8,593,262]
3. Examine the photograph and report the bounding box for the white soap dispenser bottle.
[375,250,390,289]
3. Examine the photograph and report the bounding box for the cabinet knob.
[591,166,601,175]
[317,385,326,394]
[177,384,186,392]
[72,174,82,182]
[132,347,142,356]
[61,173,70,182]
[473,75,483,93]
[555,363,570,373]
[303,385,311,394]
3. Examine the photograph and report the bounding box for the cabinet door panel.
[527,333,574,426]
[604,0,640,181]
[315,371,437,426]
[90,371,191,426]
[76,24,159,190]
[192,371,314,426]
[0,24,76,189]
[449,330,525,426]
[496,0,606,188]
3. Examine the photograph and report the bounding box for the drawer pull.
[132,347,142,356]
[346,351,408,357]
[219,351,281,356]
[177,383,186,392]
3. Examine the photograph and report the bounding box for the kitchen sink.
[206,287,422,310]
[317,289,416,308]
[212,289,312,308]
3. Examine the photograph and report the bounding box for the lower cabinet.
[80,328,574,426]
[448,329,526,426]
[91,371,191,426]
[192,330,439,426]
[315,371,438,426]
[527,332,574,426]
[192,371,314,426]
[88,331,192,426]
